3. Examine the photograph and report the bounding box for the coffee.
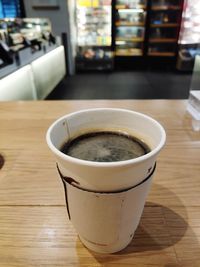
[60,131,150,162]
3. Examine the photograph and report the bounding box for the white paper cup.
[46,108,166,192]
[46,108,166,253]
[60,164,155,253]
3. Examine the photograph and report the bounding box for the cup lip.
[46,108,166,167]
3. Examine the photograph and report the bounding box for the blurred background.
[0,0,200,100]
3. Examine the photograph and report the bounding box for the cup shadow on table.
[76,183,200,264]
[116,183,187,255]
[0,154,4,170]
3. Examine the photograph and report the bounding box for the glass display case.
[178,0,200,44]
[148,0,183,57]
[73,0,185,70]
[76,0,113,70]
[187,53,200,130]
[115,0,146,56]
[176,0,200,71]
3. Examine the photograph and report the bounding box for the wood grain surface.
[0,100,200,267]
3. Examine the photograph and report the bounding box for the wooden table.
[0,100,200,267]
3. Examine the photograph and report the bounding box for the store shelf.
[78,43,112,47]
[151,5,181,11]
[148,51,176,56]
[78,45,111,48]
[116,5,146,10]
[150,23,179,28]
[115,50,143,56]
[77,57,113,62]
[149,38,177,43]
[77,2,111,8]
[79,22,110,25]
[114,0,146,62]
[115,37,144,42]
[116,22,145,26]
[78,33,112,46]
[145,0,183,65]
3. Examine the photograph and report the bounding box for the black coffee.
[60,131,150,162]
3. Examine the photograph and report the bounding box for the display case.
[0,18,54,56]
[73,0,185,70]
[0,18,58,77]
[75,0,113,71]
[115,0,147,56]
[147,0,183,57]
[176,0,200,71]
[187,54,200,130]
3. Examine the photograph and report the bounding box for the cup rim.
[46,108,166,167]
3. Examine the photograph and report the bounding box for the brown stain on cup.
[0,154,4,170]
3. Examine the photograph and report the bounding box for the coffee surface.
[60,131,150,162]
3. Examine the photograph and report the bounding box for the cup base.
[79,235,133,254]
